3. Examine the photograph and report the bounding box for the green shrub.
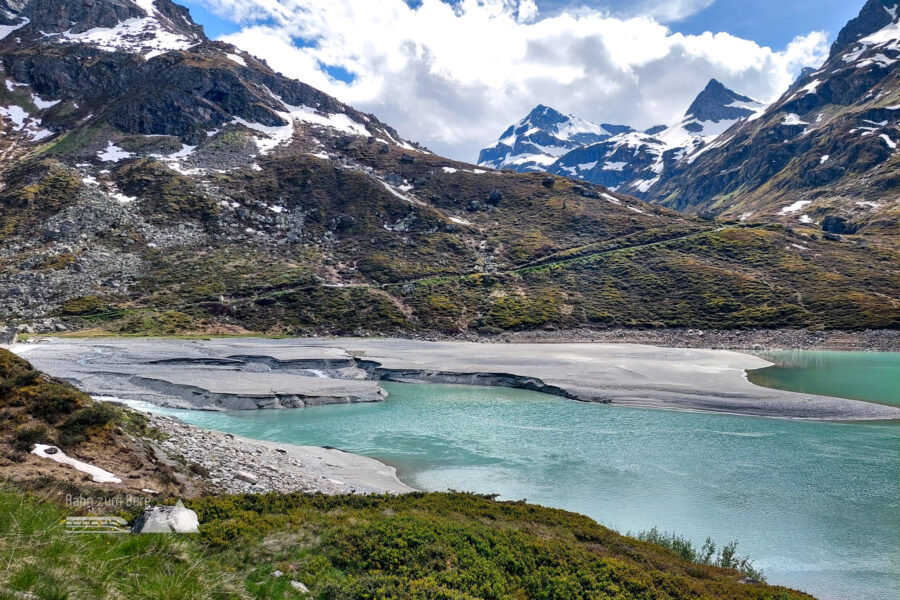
[12,424,50,452]
[57,403,120,447]
[635,527,765,581]
[24,383,87,421]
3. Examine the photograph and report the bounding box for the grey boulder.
[132,500,200,534]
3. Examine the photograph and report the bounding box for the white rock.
[291,581,310,594]
[235,470,259,484]
[132,500,199,534]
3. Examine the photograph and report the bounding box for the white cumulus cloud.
[197,0,829,161]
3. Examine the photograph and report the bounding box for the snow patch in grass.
[879,134,897,149]
[779,200,812,215]
[31,444,121,483]
[819,155,830,164]
[111,192,137,203]
[32,94,61,110]
[781,113,808,126]
[226,53,247,67]
[97,141,134,162]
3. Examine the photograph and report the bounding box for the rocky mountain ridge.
[476,104,634,172]
[479,79,765,196]
[645,0,900,233]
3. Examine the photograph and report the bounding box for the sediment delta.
[14,336,900,420]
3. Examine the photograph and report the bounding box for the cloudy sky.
[179,0,864,161]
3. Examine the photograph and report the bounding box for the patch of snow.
[859,19,900,46]
[287,104,368,137]
[448,216,470,225]
[380,181,423,205]
[633,176,660,193]
[820,155,830,164]
[111,192,136,203]
[0,104,53,140]
[0,105,29,129]
[167,144,196,159]
[791,243,809,251]
[231,116,294,154]
[226,53,247,67]
[576,161,598,170]
[268,205,284,214]
[0,17,28,41]
[81,176,98,186]
[32,94,61,110]
[59,3,196,59]
[856,201,883,209]
[309,151,330,160]
[779,200,812,215]
[798,215,814,224]
[799,80,821,95]
[472,169,487,174]
[781,113,809,126]
[626,205,645,214]
[31,444,121,483]
[880,133,897,149]
[442,166,458,173]
[602,161,627,171]
[601,193,622,205]
[96,141,134,162]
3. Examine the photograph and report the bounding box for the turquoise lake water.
[134,376,900,600]
[748,350,900,406]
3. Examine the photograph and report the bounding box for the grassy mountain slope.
[0,489,815,600]
[0,0,898,335]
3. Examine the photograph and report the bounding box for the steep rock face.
[477,105,631,172]
[646,0,900,233]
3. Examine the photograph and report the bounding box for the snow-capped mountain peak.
[829,0,899,59]
[480,79,765,196]
[0,0,204,58]
[478,105,632,172]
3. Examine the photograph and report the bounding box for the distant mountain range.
[0,0,897,336]
[648,0,900,232]
[478,79,765,195]
[479,0,899,233]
